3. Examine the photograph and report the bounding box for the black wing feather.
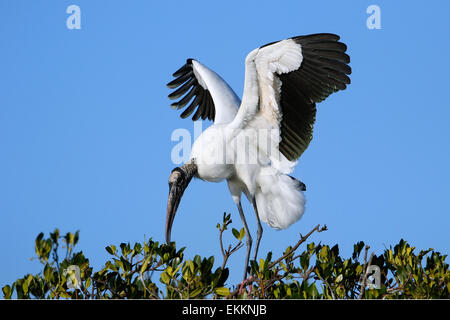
[167,59,216,121]
[180,90,203,118]
[266,33,352,161]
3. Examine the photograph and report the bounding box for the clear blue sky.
[1,0,449,289]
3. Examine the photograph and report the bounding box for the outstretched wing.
[230,33,351,167]
[167,59,240,124]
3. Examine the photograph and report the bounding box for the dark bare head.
[165,161,197,243]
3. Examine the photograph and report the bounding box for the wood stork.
[165,33,351,280]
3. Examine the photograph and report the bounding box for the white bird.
[165,33,351,280]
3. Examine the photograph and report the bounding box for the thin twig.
[219,219,243,270]
[316,270,336,299]
[139,273,160,299]
[268,224,327,269]
[219,228,227,264]
[302,266,314,281]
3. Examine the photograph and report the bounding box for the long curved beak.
[165,164,197,244]
[165,182,183,243]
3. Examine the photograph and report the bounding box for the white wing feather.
[191,60,240,124]
[228,39,303,173]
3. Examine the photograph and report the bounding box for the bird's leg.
[236,201,252,281]
[237,199,262,296]
[251,197,263,263]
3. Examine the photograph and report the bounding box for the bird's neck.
[181,159,197,182]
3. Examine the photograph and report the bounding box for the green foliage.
[3,220,449,299]
[2,228,227,299]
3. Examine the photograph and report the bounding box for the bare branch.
[227,224,327,299]
[268,224,327,269]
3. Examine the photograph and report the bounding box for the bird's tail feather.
[255,167,306,230]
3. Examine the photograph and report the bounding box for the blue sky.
[1,0,449,290]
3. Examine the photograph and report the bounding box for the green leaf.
[300,252,310,270]
[160,272,170,285]
[44,264,55,283]
[120,257,132,272]
[265,251,273,266]
[2,285,12,299]
[250,260,258,274]
[356,265,363,275]
[73,230,80,245]
[105,261,117,271]
[68,232,75,245]
[166,266,174,277]
[173,263,182,276]
[120,243,131,256]
[239,228,245,241]
[22,280,29,295]
[232,228,240,240]
[189,260,195,274]
[85,277,92,289]
[190,287,202,298]
[140,256,151,274]
[105,246,115,255]
[353,241,365,260]
[259,258,265,273]
[35,232,44,256]
[133,243,142,254]
[50,229,60,243]
[215,287,230,296]
[194,255,201,267]
[114,258,124,271]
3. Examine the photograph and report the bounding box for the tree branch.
[227,224,327,299]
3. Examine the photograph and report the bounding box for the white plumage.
[255,167,306,229]
[165,34,351,280]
